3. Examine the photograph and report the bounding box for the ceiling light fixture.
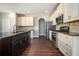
[44,10,48,13]
[26,10,30,14]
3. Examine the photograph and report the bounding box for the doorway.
[39,18,45,37]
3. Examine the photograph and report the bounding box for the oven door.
[51,32,56,47]
[52,34,56,41]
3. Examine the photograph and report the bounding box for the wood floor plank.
[22,37,64,56]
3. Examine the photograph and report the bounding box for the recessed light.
[26,10,30,14]
[44,10,48,13]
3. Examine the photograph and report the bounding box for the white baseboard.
[39,34,45,36]
[33,36,39,38]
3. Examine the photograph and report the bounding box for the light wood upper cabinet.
[51,3,79,24]
[16,16,33,26]
[64,4,73,22]
[50,4,64,25]
[51,10,58,25]
[25,17,33,26]
[16,17,23,26]
[57,4,64,15]
[64,3,79,22]
[72,3,79,20]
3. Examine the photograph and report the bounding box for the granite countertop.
[52,30,79,36]
[59,32,79,36]
[0,30,31,39]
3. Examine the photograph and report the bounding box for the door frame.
[39,18,45,37]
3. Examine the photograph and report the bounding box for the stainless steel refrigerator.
[45,21,52,39]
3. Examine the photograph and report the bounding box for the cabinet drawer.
[58,40,72,56]
[63,35,72,47]
[58,33,72,47]
[58,39,72,49]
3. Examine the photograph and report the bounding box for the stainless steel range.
[51,31,57,48]
[51,26,69,49]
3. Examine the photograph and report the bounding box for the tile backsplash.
[69,21,79,33]
[16,26,33,31]
[56,21,79,33]
[56,23,69,30]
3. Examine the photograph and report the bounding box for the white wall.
[33,17,39,37]
[0,13,16,33]
[0,14,2,32]
[10,13,16,32]
[2,13,11,32]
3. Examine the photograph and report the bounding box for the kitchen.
[0,3,79,56]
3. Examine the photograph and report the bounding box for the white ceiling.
[0,3,58,16]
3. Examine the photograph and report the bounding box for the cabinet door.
[16,17,22,26]
[57,4,64,15]
[58,39,72,56]
[0,40,2,55]
[72,3,79,20]
[58,33,72,56]
[64,3,73,22]
[64,4,68,21]
[52,10,57,25]
[17,17,33,26]
[21,17,26,26]
[58,33,72,48]
[1,37,12,56]
[26,17,33,26]
[64,3,79,22]
[12,35,23,56]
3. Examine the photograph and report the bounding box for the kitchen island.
[0,30,31,56]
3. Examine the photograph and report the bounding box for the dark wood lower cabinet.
[0,40,3,56]
[0,37,12,56]
[0,32,30,56]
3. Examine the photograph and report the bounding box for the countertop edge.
[0,30,31,39]
[51,30,79,36]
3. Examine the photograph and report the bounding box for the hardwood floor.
[22,37,64,56]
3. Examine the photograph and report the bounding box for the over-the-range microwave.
[56,14,63,24]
